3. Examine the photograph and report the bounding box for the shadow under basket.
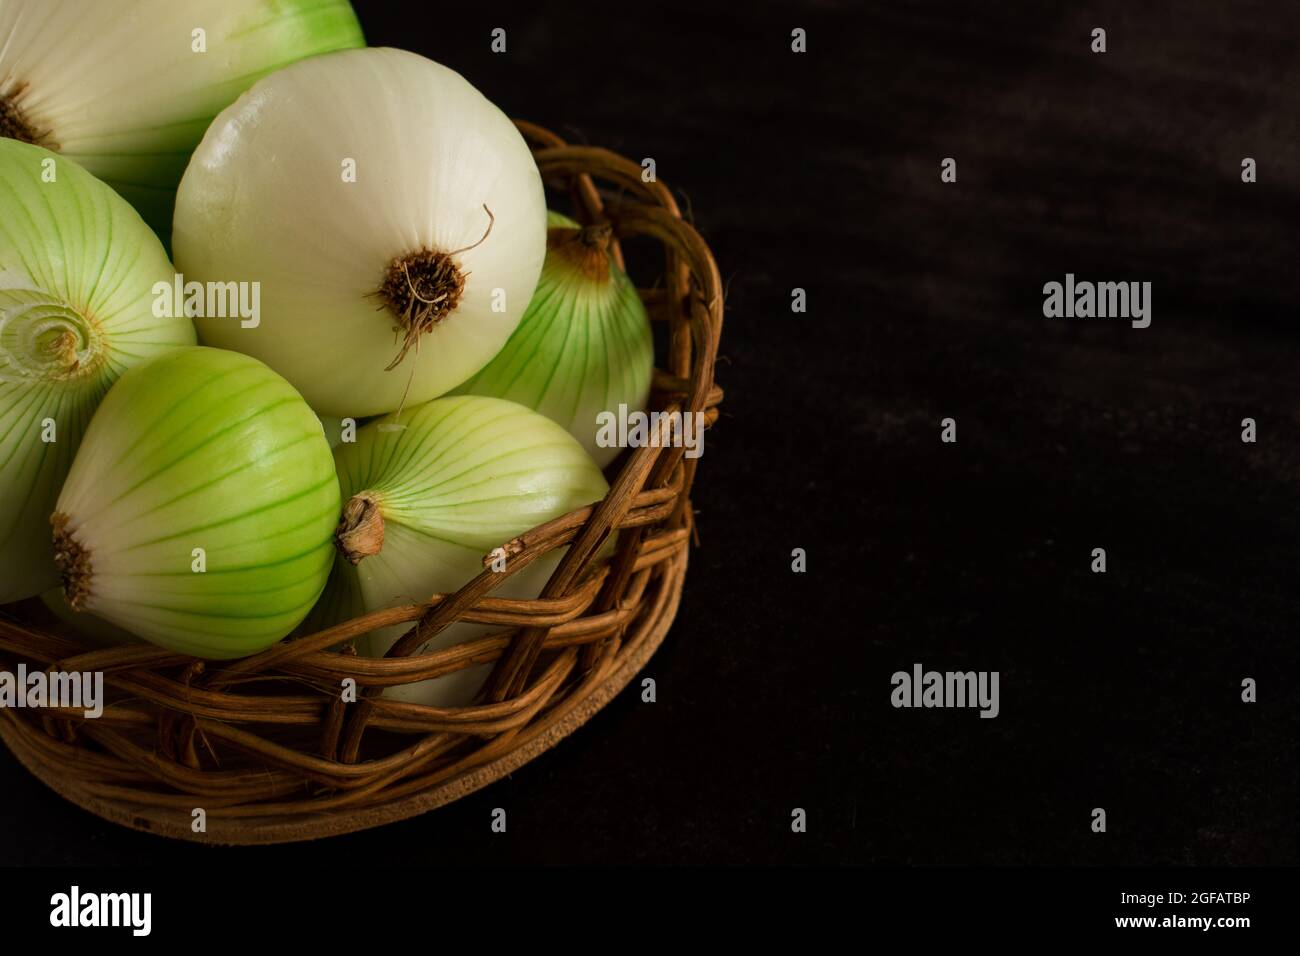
[0,121,724,845]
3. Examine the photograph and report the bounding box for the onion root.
[51,513,93,611]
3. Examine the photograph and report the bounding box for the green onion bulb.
[0,0,364,239]
[0,138,195,604]
[454,211,654,467]
[51,347,340,659]
[173,47,547,418]
[317,396,609,706]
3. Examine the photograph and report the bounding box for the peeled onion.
[52,347,340,659]
[455,211,654,466]
[0,0,364,238]
[317,395,609,705]
[173,47,547,418]
[0,138,195,604]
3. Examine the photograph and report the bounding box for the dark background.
[5,0,1299,866]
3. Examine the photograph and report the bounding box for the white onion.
[317,396,608,706]
[173,47,547,418]
[0,0,364,238]
[52,347,340,659]
[0,138,194,604]
[455,211,654,466]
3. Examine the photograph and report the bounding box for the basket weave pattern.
[0,121,723,844]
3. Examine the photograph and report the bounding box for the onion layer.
[316,396,609,705]
[52,347,340,659]
[0,138,195,603]
[173,47,547,418]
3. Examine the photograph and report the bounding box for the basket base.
[1,553,685,845]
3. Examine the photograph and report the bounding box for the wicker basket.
[0,121,723,844]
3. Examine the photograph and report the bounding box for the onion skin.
[454,211,654,467]
[173,47,547,418]
[0,139,195,604]
[52,347,340,659]
[0,0,364,240]
[314,396,609,706]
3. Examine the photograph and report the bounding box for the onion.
[454,212,655,467]
[173,47,547,418]
[51,347,340,659]
[318,395,609,705]
[0,138,195,604]
[0,0,364,238]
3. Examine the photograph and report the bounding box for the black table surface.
[4,0,1298,866]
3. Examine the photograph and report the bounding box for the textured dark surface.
[3,0,1299,866]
